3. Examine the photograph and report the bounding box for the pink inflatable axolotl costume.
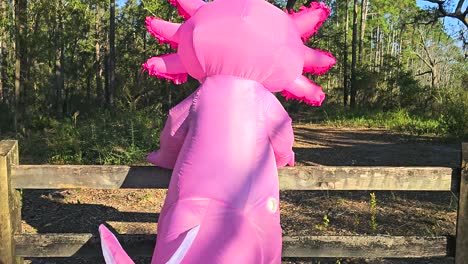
[99,0,335,263]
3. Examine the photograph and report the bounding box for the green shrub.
[439,91,468,140]
[319,107,444,136]
[21,106,164,165]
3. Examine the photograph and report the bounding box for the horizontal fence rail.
[1,140,466,263]
[14,234,455,259]
[11,165,459,191]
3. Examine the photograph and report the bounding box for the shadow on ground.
[292,126,460,167]
[22,125,462,264]
[22,190,160,234]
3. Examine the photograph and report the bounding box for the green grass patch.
[296,107,466,139]
[324,109,440,135]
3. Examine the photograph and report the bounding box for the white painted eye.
[267,197,277,213]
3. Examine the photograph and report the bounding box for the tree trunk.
[343,0,349,107]
[18,0,26,105]
[286,0,296,13]
[374,26,380,72]
[86,75,91,100]
[107,0,115,108]
[95,6,103,106]
[358,0,368,61]
[13,0,26,132]
[431,67,438,89]
[104,10,109,109]
[379,31,384,69]
[350,0,358,108]
[398,32,403,57]
[104,53,109,107]
[368,26,374,62]
[141,4,147,90]
[55,0,64,117]
[386,32,391,57]
[20,0,27,105]
[0,0,7,104]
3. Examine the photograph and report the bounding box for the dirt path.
[292,124,460,167]
[23,124,461,263]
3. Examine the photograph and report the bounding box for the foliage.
[20,106,164,165]
[295,106,443,137]
[439,89,468,139]
[314,214,330,231]
[0,0,466,164]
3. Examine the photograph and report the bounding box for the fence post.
[0,140,22,264]
[456,143,468,264]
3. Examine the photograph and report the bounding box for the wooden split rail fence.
[0,140,467,263]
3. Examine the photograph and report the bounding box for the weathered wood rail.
[0,140,466,263]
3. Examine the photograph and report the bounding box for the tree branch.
[417,29,436,68]
[414,51,434,70]
[455,0,464,15]
[415,70,433,76]
[423,0,468,28]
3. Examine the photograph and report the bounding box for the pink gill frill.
[303,49,336,75]
[281,90,325,107]
[146,17,179,49]
[142,61,188,85]
[169,0,191,20]
[289,2,331,42]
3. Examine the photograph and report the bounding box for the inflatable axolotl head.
[143,0,335,106]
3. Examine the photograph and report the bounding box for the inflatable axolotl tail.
[99,224,201,264]
[99,225,135,264]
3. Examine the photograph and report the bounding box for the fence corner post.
[456,143,468,264]
[0,140,22,264]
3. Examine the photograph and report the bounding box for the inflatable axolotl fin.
[281,75,326,106]
[99,224,201,264]
[146,17,181,49]
[303,46,336,76]
[99,225,135,264]
[147,91,195,169]
[288,2,331,42]
[168,0,205,20]
[165,225,201,264]
[142,54,188,84]
[265,93,295,168]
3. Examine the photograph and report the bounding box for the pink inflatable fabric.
[100,0,335,263]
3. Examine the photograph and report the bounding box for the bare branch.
[423,0,468,28]
[414,51,434,69]
[415,70,433,76]
[417,28,436,67]
[455,0,465,15]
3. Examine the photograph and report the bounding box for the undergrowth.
[295,106,466,139]
[15,107,164,165]
[2,101,465,165]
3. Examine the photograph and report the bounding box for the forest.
[0,0,466,165]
